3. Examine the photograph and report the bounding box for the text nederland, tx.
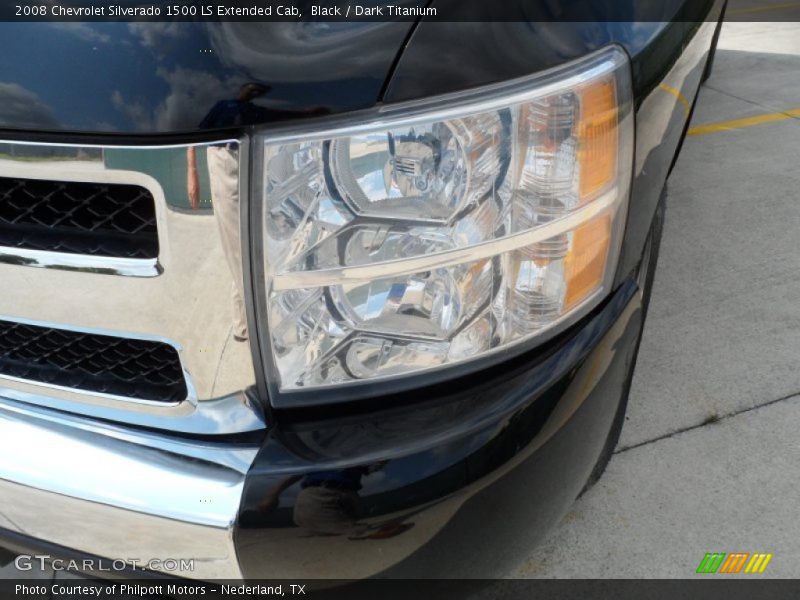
[15,583,309,596]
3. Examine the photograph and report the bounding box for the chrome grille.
[0,139,263,434]
[0,176,158,258]
[0,319,187,403]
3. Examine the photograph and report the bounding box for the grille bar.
[0,319,187,403]
[0,176,159,259]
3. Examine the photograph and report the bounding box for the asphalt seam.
[614,389,800,454]
[702,84,776,112]
[687,86,800,136]
[703,84,800,123]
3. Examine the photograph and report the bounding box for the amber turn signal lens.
[564,213,612,310]
[578,78,619,201]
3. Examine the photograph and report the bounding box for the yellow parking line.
[659,83,692,118]
[687,107,800,136]
[727,1,800,15]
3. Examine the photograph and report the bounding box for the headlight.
[255,46,633,402]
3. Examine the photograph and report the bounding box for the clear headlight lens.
[258,46,633,395]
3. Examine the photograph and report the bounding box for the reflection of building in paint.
[104,147,213,212]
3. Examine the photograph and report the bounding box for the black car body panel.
[233,7,721,577]
[0,0,723,581]
[0,21,415,134]
[236,280,641,578]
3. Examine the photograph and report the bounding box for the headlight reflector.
[257,47,633,396]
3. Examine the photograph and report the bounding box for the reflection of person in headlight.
[186,84,269,342]
[187,83,330,342]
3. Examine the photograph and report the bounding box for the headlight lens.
[257,46,633,396]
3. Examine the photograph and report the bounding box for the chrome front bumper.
[0,396,260,580]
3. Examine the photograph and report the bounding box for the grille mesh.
[0,320,187,403]
[0,176,158,259]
